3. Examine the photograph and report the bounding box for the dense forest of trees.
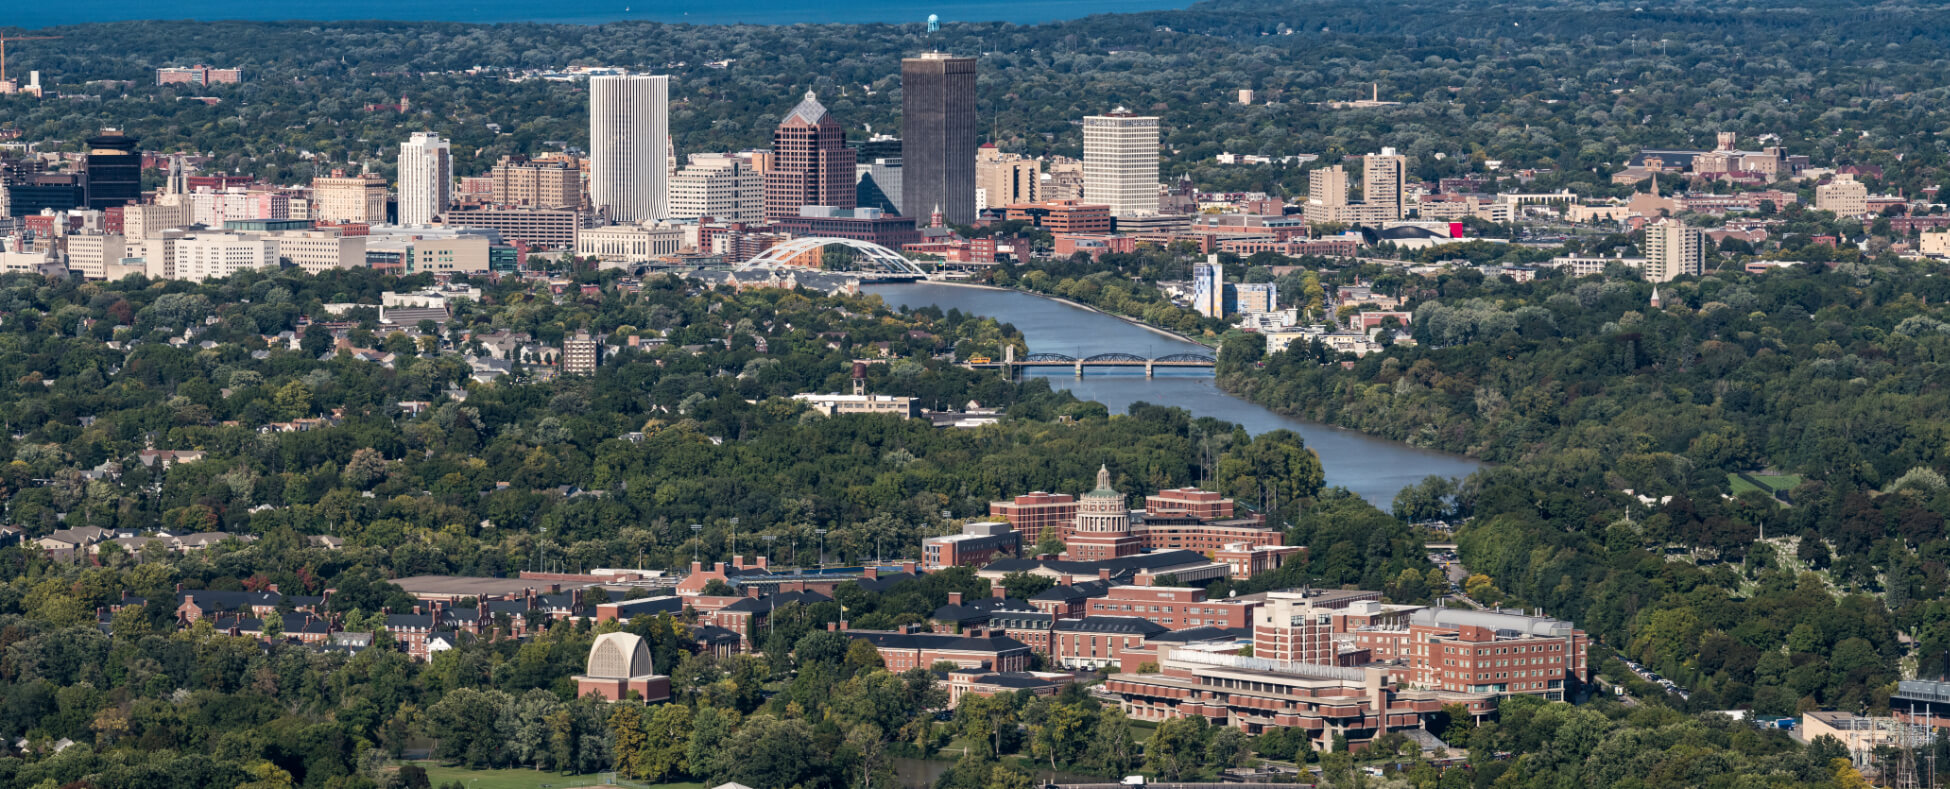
[1220,254,1950,725]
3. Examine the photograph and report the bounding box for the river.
[865,282,1481,508]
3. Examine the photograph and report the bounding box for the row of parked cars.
[1620,657,1692,701]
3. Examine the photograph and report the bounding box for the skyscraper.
[590,74,671,223]
[902,53,977,227]
[1643,219,1704,283]
[1362,147,1406,220]
[398,132,452,227]
[764,91,856,221]
[1082,108,1160,218]
[83,130,142,211]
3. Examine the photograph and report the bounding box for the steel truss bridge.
[965,351,1216,378]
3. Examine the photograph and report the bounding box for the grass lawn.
[396,761,703,789]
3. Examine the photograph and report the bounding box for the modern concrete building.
[765,92,856,221]
[398,132,453,226]
[65,234,126,280]
[589,74,671,223]
[562,333,601,375]
[445,207,588,250]
[1193,257,1224,317]
[1082,108,1160,218]
[265,230,366,273]
[171,233,276,281]
[669,154,765,223]
[977,146,1040,210]
[1643,219,1704,283]
[902,53,978,227]
[312,170,389,225]
[157,65,242,86]
[1362,148,1407,220]
[923,521,1022,570]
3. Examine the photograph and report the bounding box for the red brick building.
[1049,616,1168,669]
[574,632,672,702]
[1144,489,1234,520]
[988,492,1077,548]
[1084,585,1259,631]
[1104,651,1496,748]
[1005,200,1113,233]
[840,624,1034,672]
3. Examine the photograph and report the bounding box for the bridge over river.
[963,346,1216,378]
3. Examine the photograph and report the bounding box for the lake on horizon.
[14,0,1191,29]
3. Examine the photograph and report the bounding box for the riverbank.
[867,282,1482,506]
[920,279,1218,349]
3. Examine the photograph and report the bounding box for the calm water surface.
[867,282,1482,508]
[18,0,1187,28]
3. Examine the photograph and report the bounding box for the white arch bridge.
[735,237,928,277]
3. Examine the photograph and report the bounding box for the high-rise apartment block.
[976,145,1040,211]
[397,132,452,226]
[490,156,582,210]
[1816,173,1868,217]
[764,92,856,221]
[311,170,390,225]
[1082,109,1160,218]
[902,53,978,227]
[1643,219,1704,283]
[1362,147,1406,219]
[562,333,602,375]
[668,154,765,223]
[589,74,671,223]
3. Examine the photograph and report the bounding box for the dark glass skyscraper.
[901,53,976,228]
[84,131,142,211]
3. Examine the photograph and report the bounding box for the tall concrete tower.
[589,74,671,223]
[397,131,452,227]
[1082,108,1160,218]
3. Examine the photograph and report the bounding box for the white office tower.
[398,132,453,227]
[1082,107,1161,217]
[590,74,671,223]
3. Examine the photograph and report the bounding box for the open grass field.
[395,762,705,789]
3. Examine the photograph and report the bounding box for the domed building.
[574,631,671,702]
[1065,464,1143,561]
